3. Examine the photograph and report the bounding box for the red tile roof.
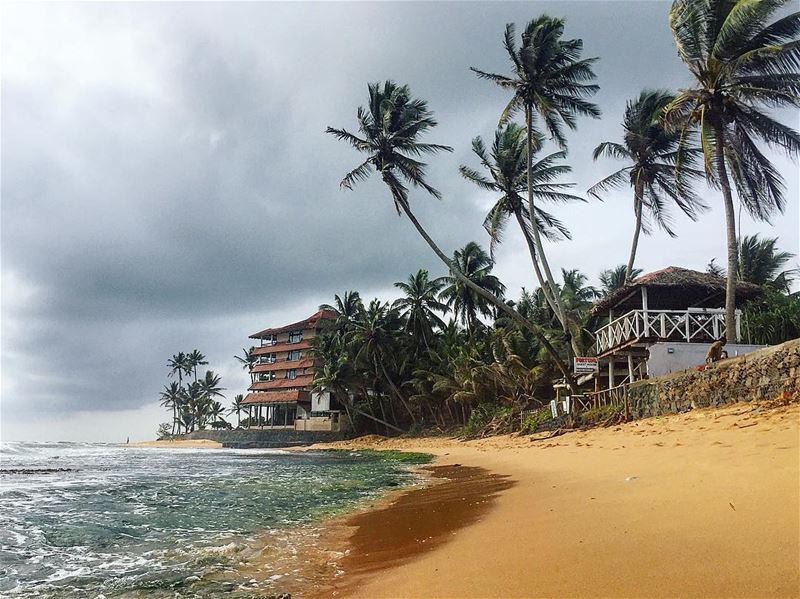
[250,358,316,373]
[242,390,311,405]
[249,309,336,339]
[248,374,314,391]
[252,340,312,356]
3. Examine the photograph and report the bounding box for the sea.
[0,441,428,598]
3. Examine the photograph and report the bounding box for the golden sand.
[310,401,800,598]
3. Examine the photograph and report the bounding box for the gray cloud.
[2,1,797,440]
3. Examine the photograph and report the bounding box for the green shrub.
[521,409,550,433]
[576,404,622,427]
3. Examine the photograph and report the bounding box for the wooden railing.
[595,308,740,354]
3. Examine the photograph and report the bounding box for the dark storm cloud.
[2,2,796,432]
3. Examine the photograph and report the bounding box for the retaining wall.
[628,338,800,418]
[179,428,354,448]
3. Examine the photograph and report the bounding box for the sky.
[2,1,798,442]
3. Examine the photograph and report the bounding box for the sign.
[573,356,599,374]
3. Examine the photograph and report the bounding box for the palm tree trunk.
[525,104,568,328]
[513,206,557,310]
[171,404,177,436]
[626,180,644,283]
[714,125,739,341]
[397,200,579,393]
[376,356,417,425]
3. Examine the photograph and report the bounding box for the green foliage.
[743,290,800,345]
[521,409,551,434]
[463,403,514,437]
[156,422,172,440]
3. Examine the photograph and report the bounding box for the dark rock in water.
[0,468,76,475]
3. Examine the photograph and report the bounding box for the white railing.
[595,308,739,354]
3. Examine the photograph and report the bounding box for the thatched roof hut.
[591,267,760,316]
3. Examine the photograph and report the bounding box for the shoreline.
[303,400,799,598]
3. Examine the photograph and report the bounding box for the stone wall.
[179,428,354,448]
[628,338,800,418]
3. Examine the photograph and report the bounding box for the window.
[258,372,276,382]
[261,334,277,347]
[287,350,301,361]
[286,369,297,380]
[288,330,303,343]
[257,353,277,365]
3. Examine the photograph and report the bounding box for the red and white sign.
[573,357,599,374]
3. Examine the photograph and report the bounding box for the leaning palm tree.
[393,269,449,351]
[471,17,600,332]
[590,89,706,282]
[439,242,506,334]
[664,0,800,339]
[460,123,582,267]
[326,81,578,389]
[187,350,208,383]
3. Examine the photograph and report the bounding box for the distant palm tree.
[167,352,192,386]
[229,394,245,428]
[440,242,506,334]
[327,80,577,389]
[393,269,449,351]
[472,17,600,333]
[320,291,365,336]
[234,347,256,371]
[159,381,185,435]
[738,235,797,292]
[664,0,800,339]
[184,382,204,432]
[460,123,582,280]
[187,350,208,383]
[209,401,227,428]
[590,89,705,281]
[599,265,643,296]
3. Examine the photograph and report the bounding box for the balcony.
[595,308,741,354]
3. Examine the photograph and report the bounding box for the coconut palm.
[393,269,449,350]
[159,381,185,435]
[229,394,245,428]
[320,291,365,337]
[167,352,192,386]
[460,123,582,262]
[440,242,506,334]
[234,347,256,371]
[209,401,227,428]
[738,234,798,292]
[471,17,600,332]
[327,80,577,388]
[664,0,800,339]
[589,89,706,282]
[187,349,208,383]
[599,265,644,296]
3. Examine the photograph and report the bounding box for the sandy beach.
[309,400,800,598]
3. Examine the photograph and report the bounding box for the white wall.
[647,342,767,378]
[311,391,330,412]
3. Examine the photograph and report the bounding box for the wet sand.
[309,401,800,598]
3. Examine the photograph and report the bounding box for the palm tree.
[320,291,365,337]
[471,17,600,334]
[460,123,582,270]
[167,352,192,386]
[209,401,227,428]
[326,80,578,390]
[664,0,800,339]
[738,234,797,292]
[159,381,185,435]
[440,242,506,334]
[187,350,208,383]
[234,347,256,371]
[183,382,204,432]
[590,89,706,281]
[599,265,644,296]
[230,394,245,428]
[393,269,449,351]
[352,299,416,424]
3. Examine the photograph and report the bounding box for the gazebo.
[589,266,761,390]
